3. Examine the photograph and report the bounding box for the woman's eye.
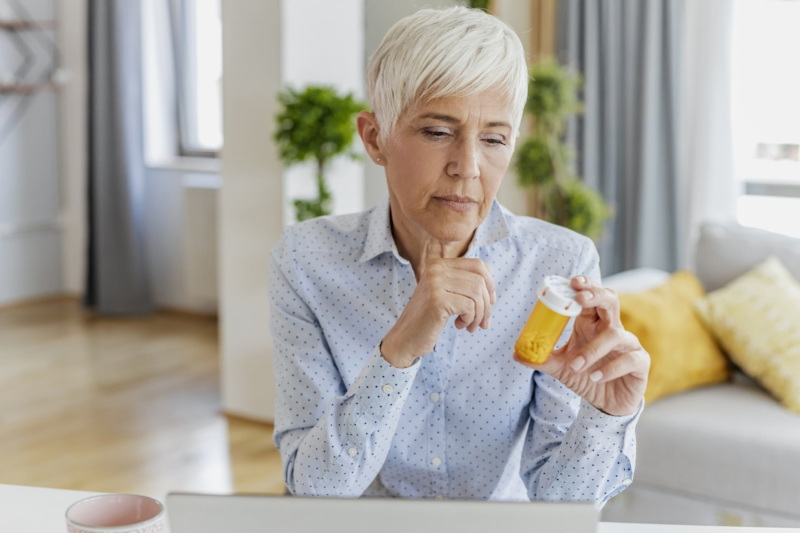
[422,129,451,139]
[483,135,506,146]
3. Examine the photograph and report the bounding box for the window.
[177,0,223,156]
[732,0,800,238]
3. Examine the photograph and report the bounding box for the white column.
[56,0,88,297]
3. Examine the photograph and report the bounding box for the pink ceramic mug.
[65,494,165,533]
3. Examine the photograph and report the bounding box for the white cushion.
[603,268,670,293]
[634,378,800,517]
[695,221,800,291]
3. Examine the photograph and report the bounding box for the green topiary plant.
[274,85,366,222]
[468,0,492,11]
[515,60,611,240]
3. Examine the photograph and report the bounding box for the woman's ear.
[357,111,385,166]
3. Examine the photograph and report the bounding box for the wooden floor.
[0,298,285,500]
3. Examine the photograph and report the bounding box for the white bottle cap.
[537,275,582,317]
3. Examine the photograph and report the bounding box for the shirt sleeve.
[520,237,640,503]
[270,235,419,497]
[520,372,640,503]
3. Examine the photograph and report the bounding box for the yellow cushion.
[695,257,800,413]
[619,271,730,403]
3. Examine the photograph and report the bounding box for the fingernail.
[590,370,603,382]
[492,290,497,304]
[581,290,593,300]
[578,276,587,284]
[570,356,586,371]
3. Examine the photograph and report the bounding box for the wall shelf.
[0,9,59,144]
[0,19,55,31]
[0,82,55,95]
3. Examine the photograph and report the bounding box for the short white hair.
[366,6,528,141]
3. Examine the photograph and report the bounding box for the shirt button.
[429,392,440,403]
[431,457,443,467]
[622,478,633,485]
[348,447,358,457]
[382,384,394,394]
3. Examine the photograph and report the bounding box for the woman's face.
[381,91,516,258]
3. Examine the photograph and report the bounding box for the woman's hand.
[516,276,650,416]
[381,241,496,369]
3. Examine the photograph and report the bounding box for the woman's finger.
[419,250,495,333]
[569,326,637,373]
[588,347,650,383]
[445,276,490,332]
[445,257,496,304]
[444,268,493,328]
[571,276,621,327]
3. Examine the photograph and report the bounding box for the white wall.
[145,169,220,314]
[0,0,63,306]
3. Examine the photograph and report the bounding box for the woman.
[270,6,649,502]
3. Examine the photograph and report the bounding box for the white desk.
[2,484,797,533]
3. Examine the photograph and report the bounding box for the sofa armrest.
[603,268,670,293]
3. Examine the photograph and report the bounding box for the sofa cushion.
[634,378,800,518]
[602,268,670,293]
[695,256,800,413]
[617,271,730,404]
[695,221,800,292]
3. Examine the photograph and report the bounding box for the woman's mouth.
[434,195,478,212]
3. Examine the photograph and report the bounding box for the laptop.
[166,492,598,533]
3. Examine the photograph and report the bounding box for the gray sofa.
[600,221,800,527]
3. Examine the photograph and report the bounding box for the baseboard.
[0,292,78,311]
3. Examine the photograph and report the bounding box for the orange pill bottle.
[514,275,582,365]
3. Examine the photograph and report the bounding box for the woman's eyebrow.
[419,112,459,123]
[418,113,512,129]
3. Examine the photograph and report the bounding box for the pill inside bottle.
[514,275,583,366]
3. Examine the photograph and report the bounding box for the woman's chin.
[425,223,478,248]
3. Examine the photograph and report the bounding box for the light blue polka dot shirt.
[270,200,639,503]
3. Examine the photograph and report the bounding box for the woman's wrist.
[379,336,418,369]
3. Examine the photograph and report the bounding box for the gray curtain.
[85,0,153,314]
[557,0,683,275]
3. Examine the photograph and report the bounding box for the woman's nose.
[447,139,480,180]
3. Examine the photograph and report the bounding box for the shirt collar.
[359,199,401,263]
[358,198,512,264]
[467,200,513,256]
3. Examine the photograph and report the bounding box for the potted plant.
[468,0,492,10]
[274,85,366,222]
[514,60,611,240]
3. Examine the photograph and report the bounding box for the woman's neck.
[391,222,472,278]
